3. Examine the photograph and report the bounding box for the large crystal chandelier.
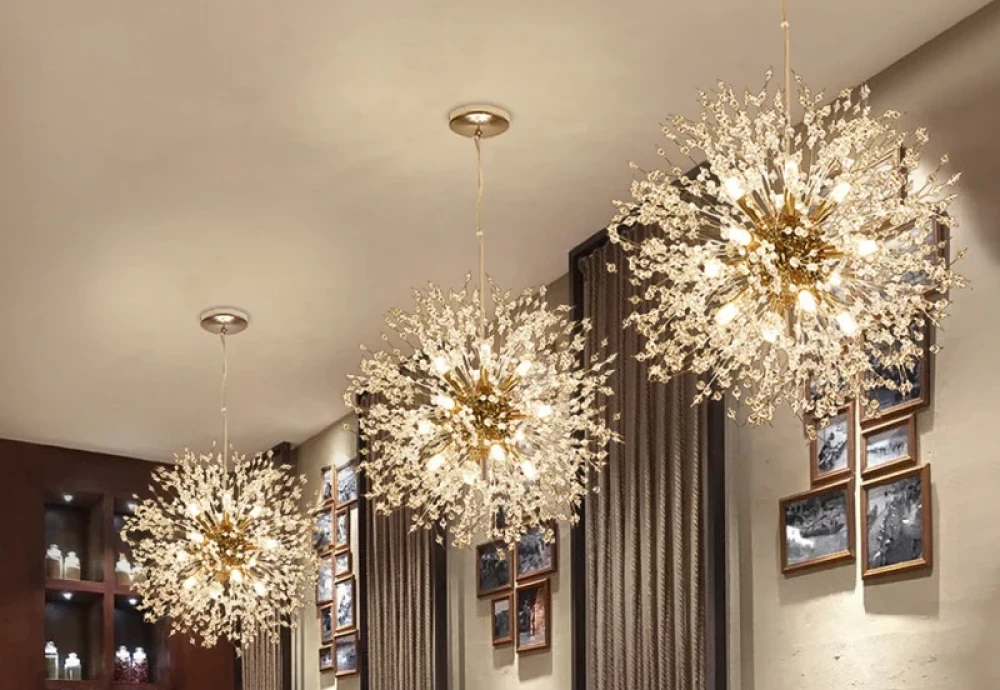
[608,0,965,429]
[346,105,618,549]
[123,309,317,651]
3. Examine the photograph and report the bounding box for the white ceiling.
[0,0,990,462]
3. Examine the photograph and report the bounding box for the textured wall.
[735,4,1000,688]
[447,274,573,690]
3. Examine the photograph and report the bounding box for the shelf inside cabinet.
[114,594,166,685]
[45,680,105,690]
[45,580,104,603]
[44,492,106,583]
[44,596,104,682]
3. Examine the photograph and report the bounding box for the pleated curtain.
[579,227,707,690]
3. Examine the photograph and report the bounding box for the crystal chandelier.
[123,309,317,650]
[346,105,619,549]
[608,0,965,429]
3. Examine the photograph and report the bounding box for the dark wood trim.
[568,227,728,690]
[433,531,449,690]
[356,413,370,690]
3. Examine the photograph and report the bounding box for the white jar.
[63,551,81,581]
[115,554,132,586]
[44,641,59,680]
[45,545,63,580]
[64,652,82,680]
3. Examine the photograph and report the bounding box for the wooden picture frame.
[316,560,333,605]
[334,550,353,578]
[319,604,334,644]
[320,465,334,506]
[515,578,552,653]
[862,415,917,478]
[313,508,333,554]
[491,593,514,647]
[318,645,334,672]
[334,576,357,633]
[514,523,558,581]
[809,405,855,486]
[861,322,932,426]
[334,631,360,678]
[861,465,932,580]
[336,460,359,509]
[334,508,351,553]
[476,541,512,598]
[779,479,855,575]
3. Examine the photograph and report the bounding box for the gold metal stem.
[220,329,228,465]
[475,130,486,341]
[781,0,792,155]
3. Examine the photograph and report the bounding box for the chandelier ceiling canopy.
[123,309,317,651]
[346,105,619,549]
[608,0,966,429]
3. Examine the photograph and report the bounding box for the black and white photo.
[780,480,854,574]
[863,416,917,477]
[492,594,513,646]
[335,550,352,578]
[516,579,551,652]
[810,407,854,485]
[313,509,332,553]
[862,465,932,579]
[337,461,359,507]
[476,541,512,598]
[320,465,334,505]
[863,325,931,423]
[320,604,333,644]
[335,508,350,551]
[334,632,359,677]
[515,524,558,580]
[318,646,333,672]
[335,576,356,632]
[316,561,333,604]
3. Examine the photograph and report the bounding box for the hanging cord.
[220,328,229,465]
[475,129,486,341]
[781,0,792,154]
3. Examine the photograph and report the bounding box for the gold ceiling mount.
[199,307,250,336]
[448,104,511,139]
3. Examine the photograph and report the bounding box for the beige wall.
[735,4,1000,689]
[447,274,573,690]
[292,413,361,690]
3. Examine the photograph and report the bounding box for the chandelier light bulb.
[704,259,723,278]
[797,289,818,313]
[417,419,435,435]
[433,356,451,375]
[726,226,753,247]
[715,301,740,326]
[489,444,507,462]
[520,460,539,480]
[262,537,279,550]
[433,395,456,410]
[249,505,262,519]
[229,569,244,584]
[253,582,267,597]
[827,270,843,288]
[724,177,745,200]
[461,462,480,485]
[761,314,782,343]
[836,311,859,336]
[535,402,554,419]
[188,531,205,544]
[515,360,533,377]
[183,576,197,590]
[830,181,852,204]
[176,550,189,563]
[426,453,446,472]
[187,502,201,517]
[858,238,879,257]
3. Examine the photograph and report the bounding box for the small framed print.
[318,645,333,672]
[515,524,558,581]
[779,480,854,575]
[515,579,551,653]
[334,550,353,578]
[320,465,334,506]
[862,323,931,425]
[334,508,351,552]
[316,561,333,605]
[476,541,512,598]
[335,576,356,632]
[319,604,333,644]
[336,460,359,508]
[862,415,917,478]
[334,631,360,678]
[862,465,932,580]
[810,406,855,486]
[313,509,333,553]
[492,593,514,647]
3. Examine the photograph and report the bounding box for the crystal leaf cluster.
[122,448,318,651]
[345,277,619,549]
[609,73,965,429]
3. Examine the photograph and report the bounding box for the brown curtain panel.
[580,227,707,690]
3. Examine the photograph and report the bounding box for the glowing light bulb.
[208,583,223,600]
[253,582,267,597]
[858,238,878,257]
[62,494,74,503]
[432,395,455,411]
[222,492,233,511]
[836,311,859,336]
[535,403,553,419]
[726,226,753,247]
[187,502,201,517]
[176,550,189,563]
[830,181,852,204]
[761,324,780,343]
[828,271,842,288]
[250,505,262,519]
[417,419,434,435]
[704,259,723,278]
[188,531,204,544]
[479,342,492,361]
[520,460,539,480]
[183,576,197,590]
[62,592,73,600]
[426,454,445,472]
[229,569,243,584]
[432,356,451,375]
[489,444,507,462]
[128,598,138,606]
[263,538,278,550]
[715,302,739,326]
[783,159,799,183]
[515,360,532,377]
[724,177,745,199]
[126,502,137,512]
[513,428,526,443]
[461,462,479,485]
[797,289,818,313]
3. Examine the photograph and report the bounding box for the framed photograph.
[862,465,932,580]
[862,323,931,425]
[320,465,334,506]
[903,219,950,292]
[515,579,551,653]
[334,550,353,578]
[809,406,855,485]
[476,541,512,598]
[335,576,356,632]
[316,561,333,605]
[862,415,917,477]
[336,460,359,508]
[319,604,333,644]
[318,645,333,672]
[492,593,514,647]
[313,509,333,553]
[334,632,360,678]
[515,524,558,581]
[779,480,854,574]
[335,508,351,552]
